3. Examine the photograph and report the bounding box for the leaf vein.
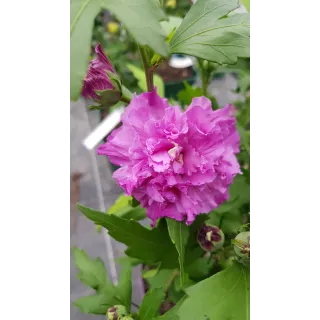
[171,21,249,49]
[171,1,230,44]
[70,0,92,36]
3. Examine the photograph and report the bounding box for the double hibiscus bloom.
[83,44,241,226]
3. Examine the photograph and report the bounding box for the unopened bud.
[233,231,250,258]
[197,223,225,252]
[82,43,123,109]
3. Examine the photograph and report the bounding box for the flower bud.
[107,305,127,320]
[82,43,122,109]
[233,231,250,258]
[197,223,225,252]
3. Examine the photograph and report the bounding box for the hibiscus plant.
[71,0,250,319]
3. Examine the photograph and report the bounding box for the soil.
[155,60,193,84]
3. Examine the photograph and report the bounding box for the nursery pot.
[155,55,197,100]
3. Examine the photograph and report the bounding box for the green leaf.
[166,219,190,288]
[73,294,112,315]
[111,197,145,219]
[215,175,249,214]
[102,0,168,57]
[96,194,146,233]
[130,197,140,208]
[237,122,250,154]
[185,256,214,279]
[168,285,184,305]
[220,210,243,234]
[237,72,250,94]
[116,256,142,267]
[173,274,195,291]
[170,0,250,64]
[160,16,183,36]
[206,210,222,227]
[153,296,187,320]
[70,0,102,100]
[127,64,165,97]
[73,248,133,314]
[109,194,132,214]
[139,288,165,320]
[115,261,132,310]
[145,269,175,291]
[77,204,178,267]
[178,263,250,320]
[108,194,146,221]
[142,268,160,280]
[241,0,250,12]
[72,247,123,314]
[215,57,250,75]
[177,82,202,105]
[209,175,249,234]
[72,247,114,292]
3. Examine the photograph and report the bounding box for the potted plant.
[70,0,250,318]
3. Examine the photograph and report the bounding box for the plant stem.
[199,60,208,96]
[197,58,215,97]
[164,269,179,292]
[120,95,131,104]
[139,46,154,92]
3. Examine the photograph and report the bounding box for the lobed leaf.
[178,263,250,320]
[170,0,250,64]
[139,288,166,320]
[73,294,114,315]
[72,247,114,292]
[77,204,178,268]
[166,218,190,288]
[70,0,102,100]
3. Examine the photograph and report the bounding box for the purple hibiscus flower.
[97,88,241,226]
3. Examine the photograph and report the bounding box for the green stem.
[164,269,179,292]
[139,46,154,92]
[198,60,208,96]
[120,96,130,104]
[197,58,218,97]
